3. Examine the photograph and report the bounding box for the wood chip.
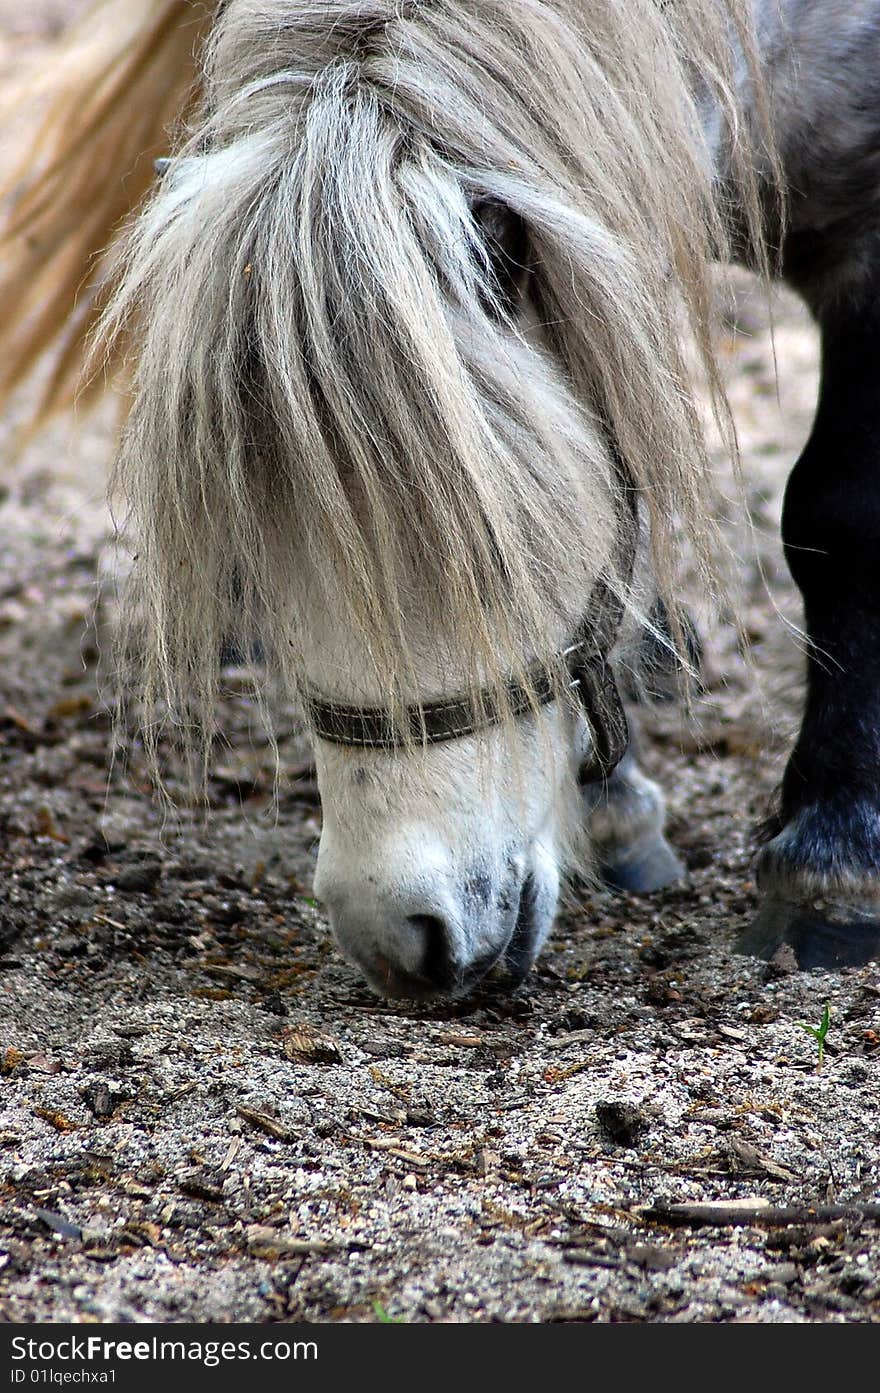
[220,1136,243,1172]
[178,1169,226,1203]
[34,1106,75,1132]
[726,1137,800,1184]
[642,1199,880,1229]
[93,914,127,932]
[119,1221,162,1248]
[0,1047,24,1076]
[25,1053,62,1074]
[2,705,37,734]
[544,1029,594,1051]
[194,962,261,983]
[235,1105,299,1142]
[563,1249,622,1270]
[246,1225,337,1259]
[358,1136,430,1168]
[716,1024,750,1043]
[282,1023,343,1064]
[46,695,93,721]
[33,805,68,842]
[352,1105,407,1126]
[167,1081,199,1101]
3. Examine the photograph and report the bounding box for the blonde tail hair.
[0,0,213,432]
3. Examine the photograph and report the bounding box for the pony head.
[104,0,758,995]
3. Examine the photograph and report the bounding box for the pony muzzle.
[316,847,558,1000]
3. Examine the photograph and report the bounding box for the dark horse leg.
[739,274,880,968]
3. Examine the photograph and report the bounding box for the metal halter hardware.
[303,576,630,784]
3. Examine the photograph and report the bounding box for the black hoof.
[601,835,686,894]
[737,898,880,969]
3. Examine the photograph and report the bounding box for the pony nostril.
[406,913,455,989]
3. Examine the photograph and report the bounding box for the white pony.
[5,1,880,993]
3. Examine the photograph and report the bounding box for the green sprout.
[797,1001,832,1070]
[373,1300,403,1324]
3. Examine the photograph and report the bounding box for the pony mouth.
[360,873,543,1001]
[365,944,510,1001]
[499,873,540,985]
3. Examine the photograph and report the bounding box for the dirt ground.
[1,8,879,1327]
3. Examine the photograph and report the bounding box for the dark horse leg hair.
[739,267,880,968]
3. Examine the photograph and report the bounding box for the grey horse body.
[720,0,880,965]
[731,0,880,301]
[597,0,880,969]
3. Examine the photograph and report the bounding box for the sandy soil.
[1,8,879,1326]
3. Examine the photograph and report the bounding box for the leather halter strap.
[303,576,630,783]
[304,434,635,782]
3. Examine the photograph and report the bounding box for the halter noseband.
[303,575,630,785]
